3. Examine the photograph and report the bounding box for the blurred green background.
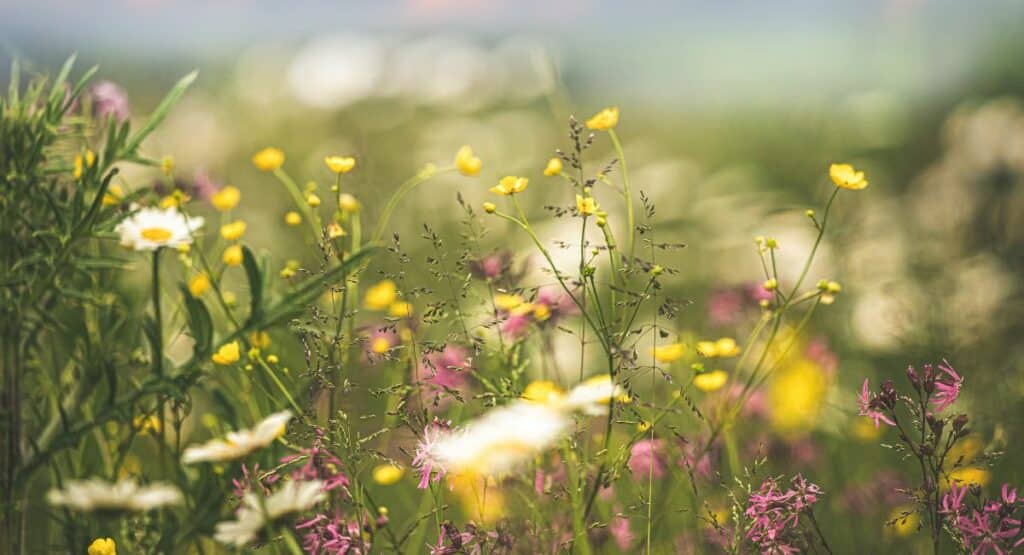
[5,0,1024,551]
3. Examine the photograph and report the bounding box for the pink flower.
[627,439,667,480]
[500,313,532,339]
[416,345,473,409]
[90,80,131,122]
[857,378,895,428]
[745,475,824,554]
[941,481,1024,553]
[412,419,450,489]
[707,287,744,327]
[931,360,963,413]
[279,429,350,494]
[609,513,634,550]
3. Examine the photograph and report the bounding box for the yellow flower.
[543,157,563,176]
[306,193,321,207]
[943,467,991,491]
[887,505,919,537]
[212,341,241,365]
[220,220,247,241]
[532,303,551,321]
[454,145,483,176]
[372,464,404,485]
[252,147,285,171]
[284,211,302,227]
[158,190,191,209]
[88,537,116,555]
[102,184,124,206]
[249,331,271,349]
[693,370,728,392]
[326,222,346,239]
[450,472,506,524]
[652,343,686,363]
[482,202,496,214]
[493,293,525,311]
[370,336,391,354]
[522,380,566,404]
[696,337,740,358]
[852,417,883,442]
[324,156,356,174]
[161,155,175,176]
[133,414,161,435]
[585,106,619,131]
[338,194,360,213]
[829,163,869,190]
[188,273,210,297]
[768,358,827,434]
[389,302,413,318]
[490,176,528,195]
[266,354,279,364]
[211,186,241,211]
[364,280,397,310]
[222,245,243,267]
[575,195,598,216]
[73,150,96,179]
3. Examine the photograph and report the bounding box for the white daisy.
[115,206,204,251]
[182,411,292,464]
[563,374,628,416]
[214,479,326,547]
[46,478,183,512]
[424,401,572,480]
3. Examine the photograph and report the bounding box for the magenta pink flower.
[279,428,350,494]
[857,378,896,428]
[415,345,473,409]
[931,360,963,413]
[627,439,667,480]
[941,481,1024,553]
[745,475,824,554]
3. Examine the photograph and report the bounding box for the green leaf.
[122,69,198,155]
[180,285,214,359]
[261,247,376,328]
[47,53,77,107]
[241,246,264,327]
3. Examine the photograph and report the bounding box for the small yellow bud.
[805,209,816,218]
[826,280,842,293]
[284,211,302,227]
[160,155,175,176]
[596,216,607,227]
[482,202,497,214]
[267,354,279,364]
[222,291,237,306]
[637,421,651,433]
[222,245,243,267]
[765,238,778,249]
[650,265,664,276]
[306,193,321,207]
[372,464,405,485]
[763,278,778,291]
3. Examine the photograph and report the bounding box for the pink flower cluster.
[941,482,1024,554]
[279,428,351,494]
[745,475,824,554]
[415,345,473,409]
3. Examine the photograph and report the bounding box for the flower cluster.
[745,474,825,554]
[941,482,1024,553]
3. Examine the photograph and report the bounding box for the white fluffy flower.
[182,411,292,464]
[563,374,629,416]
[115,206,204,251]
[214,480,326,547]
[46,478,183,512]
[427,401,572,479]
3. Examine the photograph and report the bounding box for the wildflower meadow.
[3,5,1024,553]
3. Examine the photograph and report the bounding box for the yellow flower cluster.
[696,337,740,358]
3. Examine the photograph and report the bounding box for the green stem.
[608,130,635,264]
[372,167,454,243]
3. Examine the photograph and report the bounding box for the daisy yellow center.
[140,227,174,242]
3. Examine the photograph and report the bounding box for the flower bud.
[483,202,496,214]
